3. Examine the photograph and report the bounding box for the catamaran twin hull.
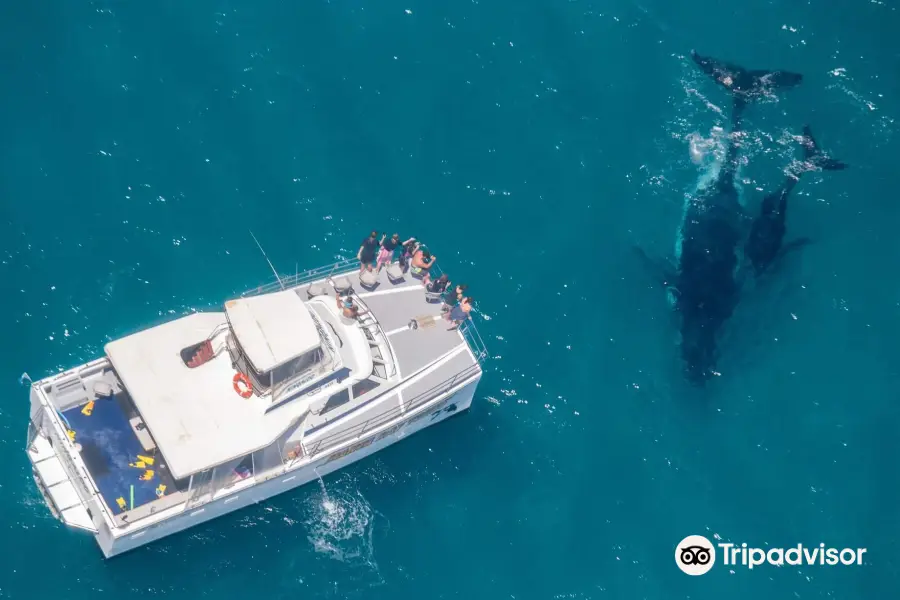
[26,259,486,557]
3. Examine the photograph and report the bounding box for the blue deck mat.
[63,395,160,513]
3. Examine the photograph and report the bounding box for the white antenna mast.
[248,230,285,291]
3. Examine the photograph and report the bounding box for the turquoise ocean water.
[1,0,898,598]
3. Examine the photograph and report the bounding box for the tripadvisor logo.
[675,535,867,575]
[676,535,716,575]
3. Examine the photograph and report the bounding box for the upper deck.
[240,258,487,443]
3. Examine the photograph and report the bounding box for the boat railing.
[424,263,488,364]
[304,362,482,457]
[351,296,399,378]
[242,257,489,366]
[458,318,488,363]
[32,398,118,530]
[242,258,358,297]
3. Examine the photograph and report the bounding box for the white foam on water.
[303,474,387,584]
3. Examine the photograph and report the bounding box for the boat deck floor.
[296,263,478,436]
[61,393,187,524]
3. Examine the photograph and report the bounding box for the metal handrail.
[32,386,194,531]
[351,295,399,378]
[240,257,489,366]
[304,362,482,457]
[34,401,118,529]
[427,263,487,363]
[241,258,360,297]
[459,318,488,362]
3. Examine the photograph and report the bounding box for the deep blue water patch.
[1,0,898,598]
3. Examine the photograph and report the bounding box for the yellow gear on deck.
[129,454,155,469]
[155,484,167,498]
[80,401,95,416]
[115,497,126,511]
[66,430,76,442]
[139,470,154,481]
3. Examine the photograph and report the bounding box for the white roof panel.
[225,290,320,373]
[105,313,251,479]
[104,303,333,479]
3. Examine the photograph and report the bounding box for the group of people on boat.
[356,231,473,330]
[357,231,436,282]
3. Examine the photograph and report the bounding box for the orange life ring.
[232,373,253,398]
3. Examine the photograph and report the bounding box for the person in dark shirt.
[357,231,381,273]
[441,283,468,311]
[376,233,402,271]
[442,296,473,330]
[426,273,451,295]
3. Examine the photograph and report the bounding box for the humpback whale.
[642,51,803,385]
[744,126,847,276]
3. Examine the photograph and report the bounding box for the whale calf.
[744,125,847,276]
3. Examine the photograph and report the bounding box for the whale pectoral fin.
[633,245,676,288]
[801,126,848,172]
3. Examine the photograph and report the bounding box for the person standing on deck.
[398,238,419,271]
[376,233,403,271]
[410,246,437,286]
[443,296,473,330]
[357,231,381,274]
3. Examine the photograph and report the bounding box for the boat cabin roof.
[103,308,354,480]
[225,289,321,373]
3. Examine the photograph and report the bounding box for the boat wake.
[303,473,387,582]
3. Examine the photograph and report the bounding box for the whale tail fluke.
[800,125,847,172]
[690,50,803,102]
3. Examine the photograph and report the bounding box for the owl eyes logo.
[676,535,716,575]
[680,545,711,565]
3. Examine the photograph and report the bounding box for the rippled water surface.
[1,1,898,598]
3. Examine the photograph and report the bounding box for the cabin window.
[372,363,387,379]
[270,348,323,388]
[210,454,254,495]
[321,388,351,414]
[351,378,381,399]
[245,361,268,392]
[227,334,269,391]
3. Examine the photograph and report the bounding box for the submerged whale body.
[745,126,847,276]
[674,51,803,385]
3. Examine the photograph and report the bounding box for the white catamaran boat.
[26,257,486,557]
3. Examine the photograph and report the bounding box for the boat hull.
[30,374,479,558]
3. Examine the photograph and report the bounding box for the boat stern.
[26,377,106,539]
